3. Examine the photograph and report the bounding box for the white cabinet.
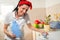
[33,30,60,40]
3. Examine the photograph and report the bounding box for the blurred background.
[0,0,60,40]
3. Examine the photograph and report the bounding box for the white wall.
[1,0,60,8]
[30,0,45,8]
[46,0,60,7]
[0,0,19,5]
[0,0,46,8]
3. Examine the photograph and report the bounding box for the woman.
[3,0,47,40]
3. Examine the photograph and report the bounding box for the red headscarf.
[18,0,32,10]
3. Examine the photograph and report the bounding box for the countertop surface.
[34,29,60,40]
[47,29,60,40]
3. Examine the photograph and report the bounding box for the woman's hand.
[40,30,48,35]
[9,33,16,39]
[4,24,16,39]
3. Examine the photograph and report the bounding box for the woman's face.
[17,4,29,16]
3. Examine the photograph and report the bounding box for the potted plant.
[44,15,51,32]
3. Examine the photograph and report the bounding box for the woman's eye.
[26,9,28,12]
[22,8,28,12]
[22,8,25,10]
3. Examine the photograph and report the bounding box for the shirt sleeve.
[24,14,31,24]
[4,13,11,24]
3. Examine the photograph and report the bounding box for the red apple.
[34,19,41,24]
[41,21,45,24]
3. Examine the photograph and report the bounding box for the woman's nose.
[23,10,26,13]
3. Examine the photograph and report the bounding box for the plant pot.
[44,24,50,32]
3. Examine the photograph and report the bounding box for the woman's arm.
[3,24,16,38]
[27,23,46,34]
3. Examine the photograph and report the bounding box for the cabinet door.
[35,32,41,40]
[33,31,42,40]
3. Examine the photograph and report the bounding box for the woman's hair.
[13,4,30,12]
[13,0,32,12]
[13,5,18,12]
[13,1,20,12]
